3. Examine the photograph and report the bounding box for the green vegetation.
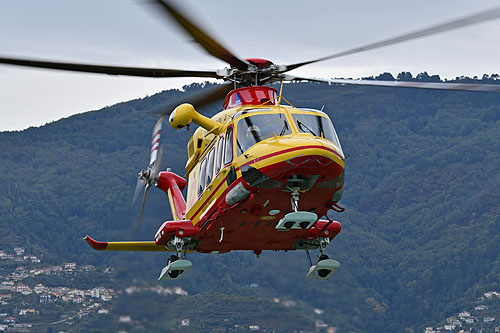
[1,76,500,331]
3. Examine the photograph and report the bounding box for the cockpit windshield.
[236,113,291,155]
[292,112,342,150]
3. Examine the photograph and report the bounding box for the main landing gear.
[158,236,192,280]
[305,238,340,280]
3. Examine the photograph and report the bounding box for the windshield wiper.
[297,120,317,136]
[279,120,289,136]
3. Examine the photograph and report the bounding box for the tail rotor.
[133,118,164,233]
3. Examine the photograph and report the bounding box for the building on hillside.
[13,248,24,256]
[181,319,190,326]
[64,262,76,270]
[119,315,131,323]
[33,284,48,294]
[315,320,329,332]
[13,323,32,330]
[484,291,499,299]
[0,295,11,302]
[51,266,63,275]
[282,300,296,307]
[39,294,53,304]
[14,284,30,293]
[475,305,488,311]
[64,262,77,273]
[18,309,36,316]
[458,311,471,319]
[30,256,40,263]
[80,265,96,272]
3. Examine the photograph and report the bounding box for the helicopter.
[2,1,500,280]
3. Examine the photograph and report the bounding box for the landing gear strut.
[276,189,318,230]
[158,236,193,280]
[305,238,340,280]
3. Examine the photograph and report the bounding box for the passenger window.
[224,127,233,165]
[206,148,215,188]
[215,136,224,175]
[198,158,207,197]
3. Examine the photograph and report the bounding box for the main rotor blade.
[285,75,500,93]
[0,56,221,79]
[153,0,249,70]
[154,83,233,116]
[134,183,151,233]
[283,5,500,72]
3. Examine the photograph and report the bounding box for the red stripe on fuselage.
[240,145,343,170]
[190,176,232,223]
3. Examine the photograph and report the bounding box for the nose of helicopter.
[239,135,344,190]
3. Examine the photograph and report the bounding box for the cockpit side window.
[198,158,207,197]
[224,127,233,165]
[215,135,224,175]
[206,148,215,188]
[236,113,291,155]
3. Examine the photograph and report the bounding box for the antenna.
[278,80,285,106]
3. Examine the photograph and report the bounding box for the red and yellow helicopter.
[2,1,500,280]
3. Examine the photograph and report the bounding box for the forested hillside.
[1,76,500,331]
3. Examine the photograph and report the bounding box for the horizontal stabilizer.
[84,235,170,252]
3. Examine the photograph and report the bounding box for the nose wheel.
[276,189,318,230]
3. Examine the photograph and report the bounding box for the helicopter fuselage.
[154,88,345,253]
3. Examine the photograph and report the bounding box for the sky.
[1,0,499,131]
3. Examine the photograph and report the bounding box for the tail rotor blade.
[133,177,145,204]
[134,183,151,233]
[152,145,165,177]
[150,117,163,166]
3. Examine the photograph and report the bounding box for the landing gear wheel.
[167,255,180,278]
[168,255,179,265]
[317,254,330,278]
